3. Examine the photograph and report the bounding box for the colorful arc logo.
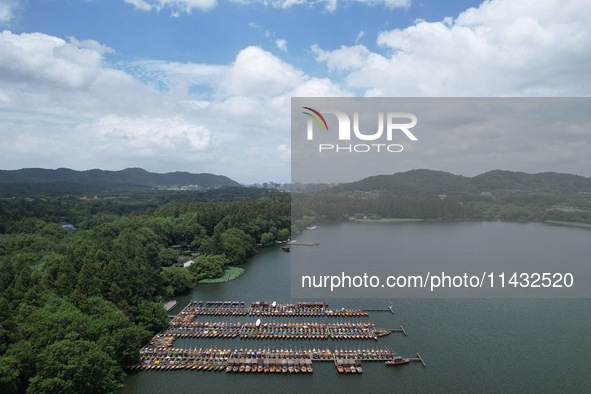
[302,107,328,131]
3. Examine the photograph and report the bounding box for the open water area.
[122,222,591,393]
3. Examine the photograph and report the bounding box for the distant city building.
[248,182,291,192]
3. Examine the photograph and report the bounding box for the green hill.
[323,169,591,197]
[0,167,241,196]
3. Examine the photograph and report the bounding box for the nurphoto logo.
[302,107,418,153]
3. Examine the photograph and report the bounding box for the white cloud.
[351,0,410,9]
[0,0,22,25]
[312,44,372,72]
[0,3,12,23]
[289,77,350,97]
[122,0,153,11]
[5,0,590,182]
[268,0,306,9]
[276,39,288,52]
[355,30,366,44]
[217,46,305,98]
[0,115,215,173]
[314,0,591,96]
[123,0,217,14]
[0,31,109,89]
[123,0,410,13]
[0,31,340,182]
[84,115,214,156]
[383,0,410,9]
[325,0,337,12]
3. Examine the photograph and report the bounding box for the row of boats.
[226,358,313,374]
[162,321,391,340]
[334,359,363,374]
[132,346,408,372]
[173,301,369,318]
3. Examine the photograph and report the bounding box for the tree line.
[0,189,290,393]
[291,190,591,232]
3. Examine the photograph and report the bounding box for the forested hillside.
[0,168,240,197]
[292,170,591,229]
[0,188,290,393]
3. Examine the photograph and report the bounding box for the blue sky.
[1,0,590,183]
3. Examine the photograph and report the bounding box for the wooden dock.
[391,325,407,336]
[408,353,426,367]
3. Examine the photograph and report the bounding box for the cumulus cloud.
[311,44,372,72]
[0,30,341,181]
[5,0,590,182]
[85,115,214,156]
[313,0,591,96]
[217,46,305,98]
[0,31,112,89]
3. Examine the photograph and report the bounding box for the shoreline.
[543,220,591,230]
[349,218,424,223]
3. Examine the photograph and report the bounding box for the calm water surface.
[122,222,591,393]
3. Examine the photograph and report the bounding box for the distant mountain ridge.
[0,167,240,192]
[325,169,591,197]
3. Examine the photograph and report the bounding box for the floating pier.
[410,352,427,367]
[391,325,407,336]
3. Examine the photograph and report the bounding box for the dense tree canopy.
[0,188,290,393]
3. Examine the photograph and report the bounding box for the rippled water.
[122,222,591,393]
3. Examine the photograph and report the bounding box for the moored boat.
[386,357,410,365]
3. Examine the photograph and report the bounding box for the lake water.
[122,222,591,393]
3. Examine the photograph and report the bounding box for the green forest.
[0,188,290,393]
[292,170,591,231]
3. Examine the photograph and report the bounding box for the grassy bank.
[349,218,425,223]
[198,266,245,283]
[543,220,591,229]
